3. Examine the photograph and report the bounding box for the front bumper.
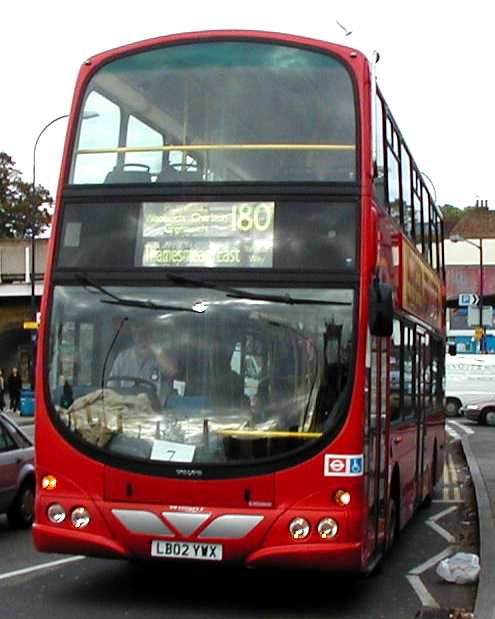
[34,494,363,571]
[462,408,481,421]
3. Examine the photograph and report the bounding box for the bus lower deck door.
[415,331,428,505]
[365,335,390,559]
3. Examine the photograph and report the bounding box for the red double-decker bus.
[33,30,446,572]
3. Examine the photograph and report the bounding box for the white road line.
[432,499,463,504]
[447,420,475,435]
[406,575,439,608]
[446,427,460,439]
[0,556,85,582]
[409,546,453,576]
[426,520,456,543]
[442,461,450,500]
[430,505,459,522]
[448,454,461,501]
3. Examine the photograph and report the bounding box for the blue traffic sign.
[459,293,479,306]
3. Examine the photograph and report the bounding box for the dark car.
[0,413,35,527]
[461,399,495,427]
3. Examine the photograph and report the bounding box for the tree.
[439,204,464,221]
[0,152,52,239]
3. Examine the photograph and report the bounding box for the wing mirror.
[369,279,393,337]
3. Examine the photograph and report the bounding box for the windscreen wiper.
[74,272,197,312]
[165,272,351,306]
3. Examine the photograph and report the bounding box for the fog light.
[334,489,351,506]
[318,517,338,539]
[289,517,310,540]
[47,503,66,524]
[71,507,91,529]
[42,475,57,491]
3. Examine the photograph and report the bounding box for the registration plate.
[151,540,223,561]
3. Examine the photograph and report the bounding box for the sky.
[2,0,494,210]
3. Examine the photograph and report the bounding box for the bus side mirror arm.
[369,279,394,337]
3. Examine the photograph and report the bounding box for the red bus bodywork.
[33,30,445,572]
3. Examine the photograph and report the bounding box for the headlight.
[47,503,66,524]
[70,507,91,529]
[289,517,310,540]
[318,517,339,539]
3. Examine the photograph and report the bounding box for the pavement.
[459,427,495,619]
[2,409,34,426]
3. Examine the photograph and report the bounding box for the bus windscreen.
[70,41,357,185]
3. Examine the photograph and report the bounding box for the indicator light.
[334,489,351,506]
[42,475,57,491]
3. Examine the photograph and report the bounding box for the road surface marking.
[448,420,474,435]
[429,505,459,522]
[409,546,453,576]
[442,461,451,500]
[406,575,439,608]
[0,556,85,581]
[432,499,463,503]
[446,427,460,440]
[448,453,461,501]
[427,520,456,543]
[426,505,458,542]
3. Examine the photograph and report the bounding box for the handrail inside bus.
[76,143,356,155]
[215,429,323,439]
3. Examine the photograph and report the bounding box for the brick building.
[444,203,495,352]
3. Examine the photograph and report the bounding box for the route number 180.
[231,203,273,232]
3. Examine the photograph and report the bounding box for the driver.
[109,321,178,405]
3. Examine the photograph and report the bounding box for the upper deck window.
[70,41,357,184]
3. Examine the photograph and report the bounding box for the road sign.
[459,293,479,306]
[468,305,493,327]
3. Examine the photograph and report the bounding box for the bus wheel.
[385,496,398,552]
[445,398,461,417]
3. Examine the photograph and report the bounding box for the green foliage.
[439,204,463,221]
[0,152,52,239]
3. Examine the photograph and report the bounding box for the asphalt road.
[0,420,478,619]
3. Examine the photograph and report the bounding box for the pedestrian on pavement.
[7,367,22,413]
[0,369,5,412]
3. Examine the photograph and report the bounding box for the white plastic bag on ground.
[436,552,480,584]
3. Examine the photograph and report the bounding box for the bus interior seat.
[156,164,203,183]
[104,163,152,183]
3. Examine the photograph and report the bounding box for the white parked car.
[0,413,35,528]
[462,399,495,426]
[445,354,495,417]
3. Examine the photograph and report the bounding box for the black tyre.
[421,447,437,507]
[7,482,35,529]
[445,398,461,417]
[385,496,399,552]
[482,409,495,427]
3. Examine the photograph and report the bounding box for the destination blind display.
[140,202,275,268]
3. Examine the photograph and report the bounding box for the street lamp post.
[30,111,98,388]
[31,113,70,320]
[30,113,70,391]
[450,234,485,353]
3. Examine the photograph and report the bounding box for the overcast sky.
[2,0,494,210]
